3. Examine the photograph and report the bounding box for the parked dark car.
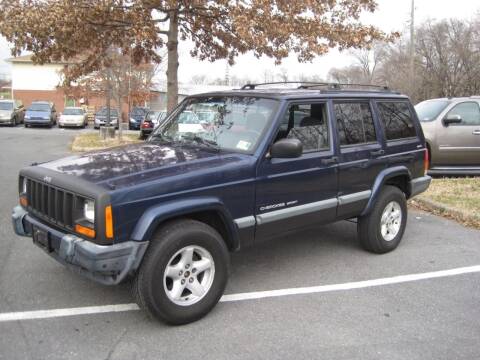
[129,107,149,130]
[94,107,119,129]
[0,99,25,126]
[12,83,431,325]
[24,101,57,128]
[140,110,167,139]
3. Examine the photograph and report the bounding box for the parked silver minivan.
[415,97,480,175]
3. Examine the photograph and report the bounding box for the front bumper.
[12,206,148,285]
[25,119,50,125]
[0,117,13,124]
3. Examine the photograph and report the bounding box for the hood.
[61,114,83,120]
[0,110,12,117]
[96,114,118,120]
[26,110,50,117]
[38,142,247,189]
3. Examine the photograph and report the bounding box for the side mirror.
[270,138,303,159]
[443,114,462,126]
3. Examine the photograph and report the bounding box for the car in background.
[24,101,57,128]
[129,107,149,130]
[415,96,480,175]
[0,99,25,126]
[58,107,88,128]
[140,110,167,139]
[94,108,119,129]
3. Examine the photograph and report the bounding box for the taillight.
[424,147,429,175]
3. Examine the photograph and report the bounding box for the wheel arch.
[131,197,239,251]
[361,166,412,216]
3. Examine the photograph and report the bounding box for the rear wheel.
[133,219,229,325]
[357,185,407,254]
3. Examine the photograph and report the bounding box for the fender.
[130,196,239,250]
[361,166,412,216]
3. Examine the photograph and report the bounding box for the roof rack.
[240,81,392,92]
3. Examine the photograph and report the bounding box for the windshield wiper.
[181,134,220,151]
[149,132,174,143]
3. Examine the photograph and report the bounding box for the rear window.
[63,108,84,115]
[334,102,377,146]
[377,101,417,140]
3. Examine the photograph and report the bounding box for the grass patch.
[71,132,142,152]
[410,177,480,229]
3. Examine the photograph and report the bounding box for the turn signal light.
[105,205,114,239]
[19,196,28,207]
[75,224,96,238]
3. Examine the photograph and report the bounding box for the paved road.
[1,126,480,360]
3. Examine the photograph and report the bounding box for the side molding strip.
[256,198,338,225]
[234,216,256,229]
[338,190,372,205]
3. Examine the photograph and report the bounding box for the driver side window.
[447,102,480,126]
[276,103,330,152]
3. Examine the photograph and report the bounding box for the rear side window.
[334,102,377,146]
[377,101,417,140]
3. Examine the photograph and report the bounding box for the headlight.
[83,200,95,223]
[130,118,136,123]
[25,115,30,120]
[22,178,27,193]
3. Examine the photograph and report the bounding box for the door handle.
[370,149,385,156]
[473,130,480,135]
[321,156,338,165]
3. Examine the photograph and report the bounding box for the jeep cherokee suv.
[12,83,431,324]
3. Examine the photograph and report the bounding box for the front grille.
[26,178,76,229]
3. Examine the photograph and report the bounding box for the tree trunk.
[166,11,179,113]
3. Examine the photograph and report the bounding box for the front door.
[436,101,480,165]
[255,101,338,240]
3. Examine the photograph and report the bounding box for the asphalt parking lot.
[1,126,480,360]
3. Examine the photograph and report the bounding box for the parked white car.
[59,107,88,128]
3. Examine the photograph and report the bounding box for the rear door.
[333,100,387,219]
[435,101,480,165]
[255,101,338,240]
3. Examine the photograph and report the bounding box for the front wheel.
[357,185,407,254]
[133,219,229,325]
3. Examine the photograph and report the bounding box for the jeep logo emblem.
[43,176,52,183]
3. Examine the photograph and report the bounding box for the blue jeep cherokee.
[12,83,431,324]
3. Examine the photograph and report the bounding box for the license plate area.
[33,226,52,253]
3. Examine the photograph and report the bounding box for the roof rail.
[241,81,330,90]
[298,83,391,91]
[241,81,392,92]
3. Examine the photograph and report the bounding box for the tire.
[357,185,407,254]
[24,123,29,128]
[133,219,229,325]
[11,117,16,126]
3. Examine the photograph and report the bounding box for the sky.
[1,0,479,83]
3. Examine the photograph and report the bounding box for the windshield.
[149,96,278,153]
[0,102,13,110]
[63,108,83,115]
[97,108,118,116]
[28,103,50,112]
[415,100,450,122]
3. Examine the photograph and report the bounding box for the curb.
[410,196,480,228]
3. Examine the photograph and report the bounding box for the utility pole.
[409,0,415,95]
